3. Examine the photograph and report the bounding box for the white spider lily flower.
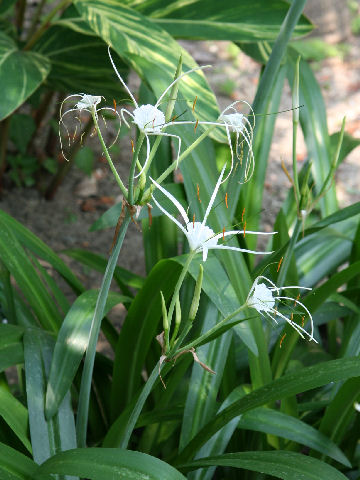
[150,165,275,261]
[59,93,121,162]
[108,46,210,178]
[173,101,254,184]
[246,275,317,342]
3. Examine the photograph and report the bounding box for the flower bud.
[189,264,203,322]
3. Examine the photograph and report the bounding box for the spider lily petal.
[108,46,210,176]
[151,166,275,261]
[246,275,317,342]
[59,93,121,162]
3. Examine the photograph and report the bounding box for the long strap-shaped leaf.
[23,330,77,468]
[76,212,131,447]
[175,356,360,463]
[34,447,186,479]
[0,442,37,480]
[179,451,348,480]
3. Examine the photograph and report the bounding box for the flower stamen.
[197,184,201,203]
[241,207,245,222]
[222,227,225,241]
[277,256,283,272]
[243,221,246,238]
[225,192,228,209]
[194,118,199,133]
[192,96,197,112]
[280,333,286,348]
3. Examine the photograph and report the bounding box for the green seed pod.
[189,264,203,322]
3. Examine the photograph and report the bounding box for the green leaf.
[0,324,24,371]
[0,32,50,120]
[287,48,337,216]
[134,0,313,41]
[110,258,182,418]
[0,442,37,480]
[23,330,77,466]
[318,377,360,446]
[0,219,62,331]
[0,209,84,295]
[74,0,221,129]
[9,114,36,154]
[175,255,257,355]
[0,386,32,454]
[46,290,130,419]
[180,303,231,450]
[237,407,351,466]
[34,448,186,479]
[180,451,348,480]
[34,24,128,99]
[175,356,360,463]
[329,131,360,164]
[74,146,94,176]
[76,214,131,447]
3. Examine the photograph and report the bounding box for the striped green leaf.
[133,0,313,41]
[74,0,221,127]
[0,32,50,120]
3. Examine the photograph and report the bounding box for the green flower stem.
[141,125,216,204]
[314,116,346,204]
[118,360,162,448]
[292,56,301,207]
[277,217,302,289]
[128,133,145,205]
[174,303,248,354]
[91,110,128,199]
[165,251,196,352]
[76,211,131,447]
[23,0,72,50]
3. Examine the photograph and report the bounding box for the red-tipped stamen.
[294,293,300,306]
[194,118,199,133]
[241,207,245,222]
[225,192,228,209]
[290,312,294,321]
[222,227,225,241]
[193,213,195,228]
[172,114,178,122]
[197,184,201,203]
[301,316,305,327]
[113,99,117,114]
[243,221,246,238]
[280,333,286,348]
[277,257,283,273]
[192,96,197,112]
[130,139,135,153]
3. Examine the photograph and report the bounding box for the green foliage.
[1,1,360,480]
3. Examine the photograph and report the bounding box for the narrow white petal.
[209,245,273,255]
[202,164,227,228]
[108,46,138,107]
[151,194,188,236]
[150,178,190,224]
[155,65,211,108]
